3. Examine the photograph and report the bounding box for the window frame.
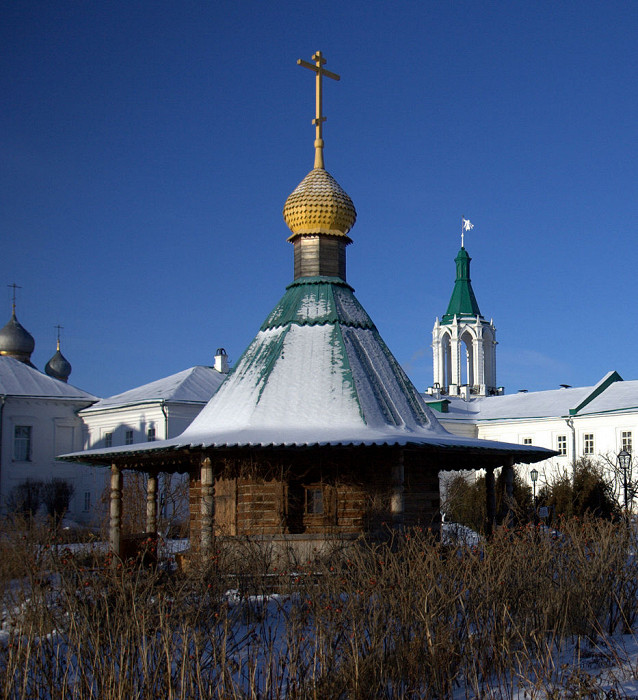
[304,486,324,515]
[556,435,567,456]
[13,425,32,462]
[583,433,595,456]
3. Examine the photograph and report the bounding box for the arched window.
[460,329,475,387]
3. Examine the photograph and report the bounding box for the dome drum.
[293,234,349,280]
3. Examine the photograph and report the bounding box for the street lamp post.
[618,449,632,511]
[530,468,539,519]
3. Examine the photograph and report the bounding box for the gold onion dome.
[283,167,357,241]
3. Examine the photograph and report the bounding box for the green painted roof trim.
[261,276,376,331]
[442,247,483,323]
[568,370,623,415]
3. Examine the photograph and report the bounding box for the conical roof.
[178,276,446,446]
[0,311,35,364]
[442,247,482,323]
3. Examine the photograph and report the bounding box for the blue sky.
[2,1,637,398]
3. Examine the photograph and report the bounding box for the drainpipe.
[565,417,576,480]
[159,401,169,521]
[161,401,169,440]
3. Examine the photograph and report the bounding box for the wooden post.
[501,460,515,526]
[110,463,122,558]
[201,457,214,553]
[485,466,496,537]
[146,473,158,534]
[391,452,405,527]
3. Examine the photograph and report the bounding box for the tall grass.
[1,517,637,698]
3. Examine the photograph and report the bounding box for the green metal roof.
[261,277,376,331]
[441,247,483,324]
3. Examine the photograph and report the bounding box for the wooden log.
[110,463,122,559]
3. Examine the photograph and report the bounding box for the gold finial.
[297,51,340,169]
[55,324,63,351]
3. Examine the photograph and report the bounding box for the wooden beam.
[109,463,122,560]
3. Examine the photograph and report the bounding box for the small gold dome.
[283,168,357,240]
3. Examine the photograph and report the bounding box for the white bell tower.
[429,246,500,398]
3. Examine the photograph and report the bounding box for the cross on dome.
[55,324,64,351]
[297,51,340,169]
[8,282,21,313]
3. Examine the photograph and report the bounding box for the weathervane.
[297,51,340,169]
[461,216,474,248]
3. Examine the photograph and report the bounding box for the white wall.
[1,397,102,525]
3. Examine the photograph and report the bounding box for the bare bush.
[0,518,636,697]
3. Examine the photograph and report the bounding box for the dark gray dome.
[45,347,72,382]
[0,312,35,363]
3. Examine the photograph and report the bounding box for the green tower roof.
[441,247,482,324]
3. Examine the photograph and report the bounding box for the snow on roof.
[62,278,553,464]
[575,379,638,415]
[0,356,96,401]
[429,371,637,422]
[176,279,443,446]
[439,386,593,422]
[81,365,225,412]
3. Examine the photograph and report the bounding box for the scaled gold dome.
[283,167,357,240]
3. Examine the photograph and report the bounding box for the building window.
[104,432,113,448]
[147,427,156,442]
[583,433,595,455]
[522,438,532,445]
[84,491,91,512]
[125,430,134,445]
[557,435,567,456]
[305,487,324,515]
[622,431,632,453]
[14,426,32,461]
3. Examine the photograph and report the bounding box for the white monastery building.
[0,294,228,524]
[426,243,638,486]
[0,304,99,522]
[79,351,228,450]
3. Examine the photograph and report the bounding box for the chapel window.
[305,486,324,515]
[621,431,632,453]
[583,433,594,455]
[14,425,32,461]
[125,430,134,445]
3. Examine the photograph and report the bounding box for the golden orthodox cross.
[297,51,340,169]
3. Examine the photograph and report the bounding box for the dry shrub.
[0,517,636,698]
